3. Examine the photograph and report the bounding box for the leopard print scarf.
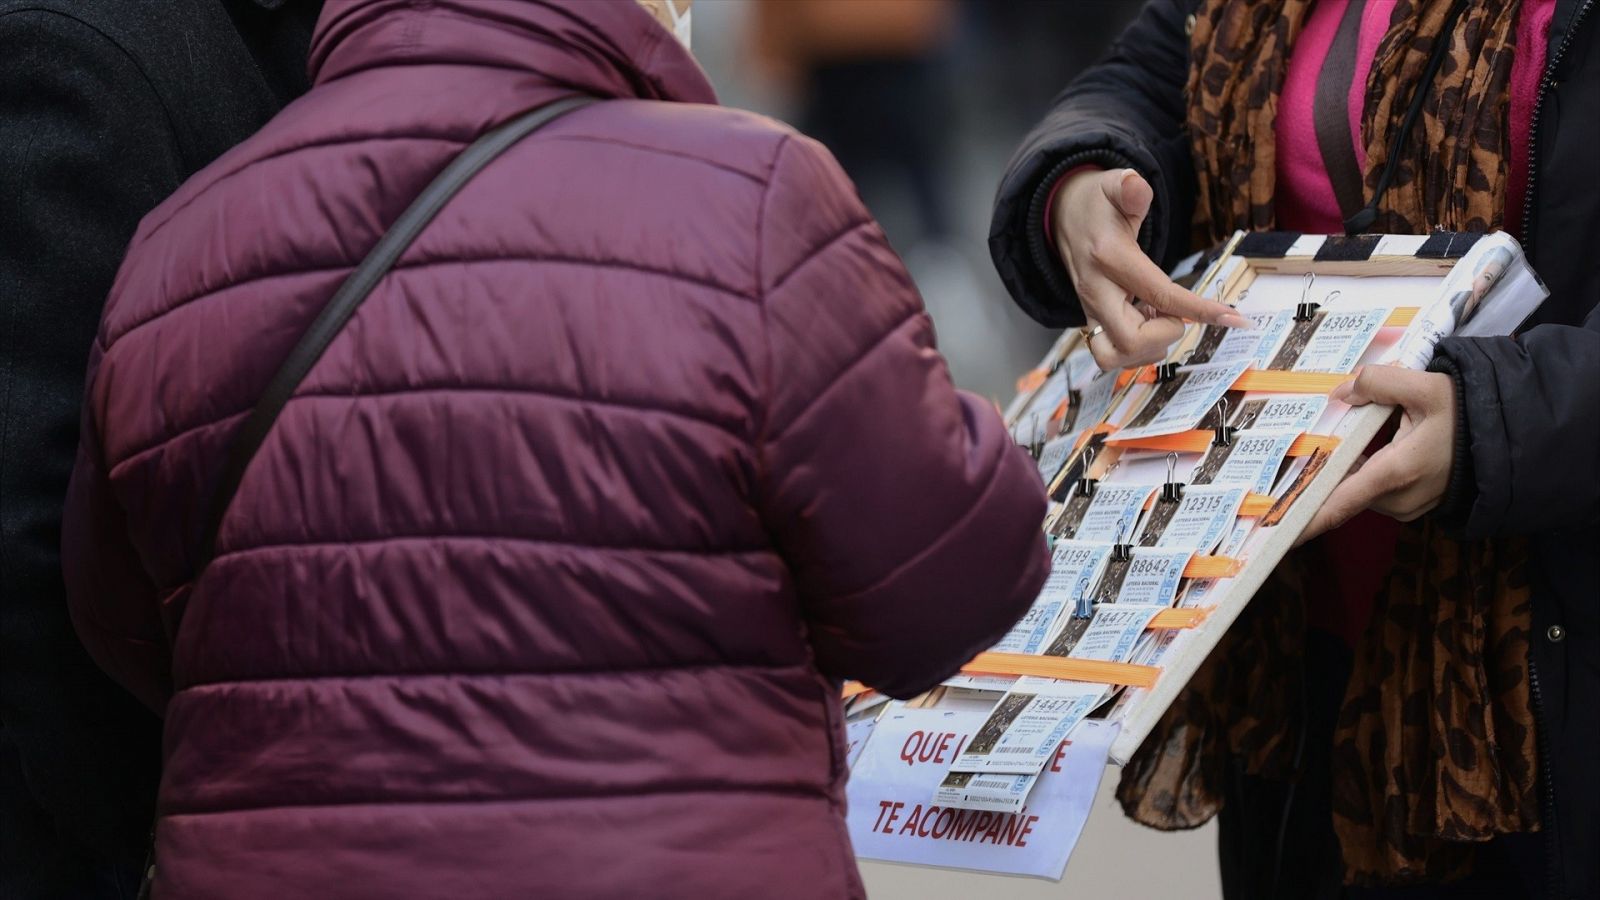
[1186,0,1522,245]
[1118,0,1539,886]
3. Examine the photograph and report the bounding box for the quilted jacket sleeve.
[755,134,1051,700]
[1431,301,1600,538]
[988,0,1200,328]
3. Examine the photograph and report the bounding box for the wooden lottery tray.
[847,230,1548,767]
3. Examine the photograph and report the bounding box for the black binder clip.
[1294,272,1320,321]
[1160,451,1185,503]
[1210,397,1236,447]
[1155,361,1182,383]
[1075,446,1099,499]
[1025,419,1046,461]
[1111,516,1133,561]
[1300,288,1343,321]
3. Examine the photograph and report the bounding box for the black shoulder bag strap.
[140,93,597,900]
[192,95,597,574]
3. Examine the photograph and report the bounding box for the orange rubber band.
[1149,607,1209,629]
[1183,555,1244,579]
[1110,430,1339,456]
[1016,368,1048,394]
[1232,370,1356,393]
[961,652,1160,688]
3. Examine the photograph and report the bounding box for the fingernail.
[1220,311,1251,329]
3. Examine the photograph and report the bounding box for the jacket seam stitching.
[106,384,748,480]
[763,310,922,446]
[133,132,475,249]
[766,219,875,296]
[539,133,767,185]
[175,661,811,692]
[159,782,835,820]
[104,251,757,349]
[752,134,791,475]
[206,533,772,565]
[814,432,1009,604]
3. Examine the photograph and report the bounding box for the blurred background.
[692,2,1221,897]
[694,0,1142,401]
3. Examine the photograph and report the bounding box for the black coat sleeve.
[988,0,1200,329]
[0,8,183,867]
[1431,300,1600,538]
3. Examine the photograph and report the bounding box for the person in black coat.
[0,2,317,895]
[990,1,1597,898]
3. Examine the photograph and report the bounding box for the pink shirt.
[1275,0,1556,237]
[1275,0,1554,645]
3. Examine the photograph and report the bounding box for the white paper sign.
[847,717,879,768]
[1067,604,1164,662]
[1115,360,1251,441]
[951,680,1105,774]
[1071,484,1158,543]
[847,709,1116,879]
[1291,308,1388,373]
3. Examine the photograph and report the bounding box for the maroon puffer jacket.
[61,2,1049,897]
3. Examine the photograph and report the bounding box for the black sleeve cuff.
[1019,149,1145,330]
[1428,354,1476,534]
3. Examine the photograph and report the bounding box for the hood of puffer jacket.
[307,0,718,105]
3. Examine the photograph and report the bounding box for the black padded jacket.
[0,1,315,893]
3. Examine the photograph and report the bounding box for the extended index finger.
[1099,242,1247,327]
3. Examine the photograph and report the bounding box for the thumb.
[1104,169,1153,227]
[1335,365,1432,411]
